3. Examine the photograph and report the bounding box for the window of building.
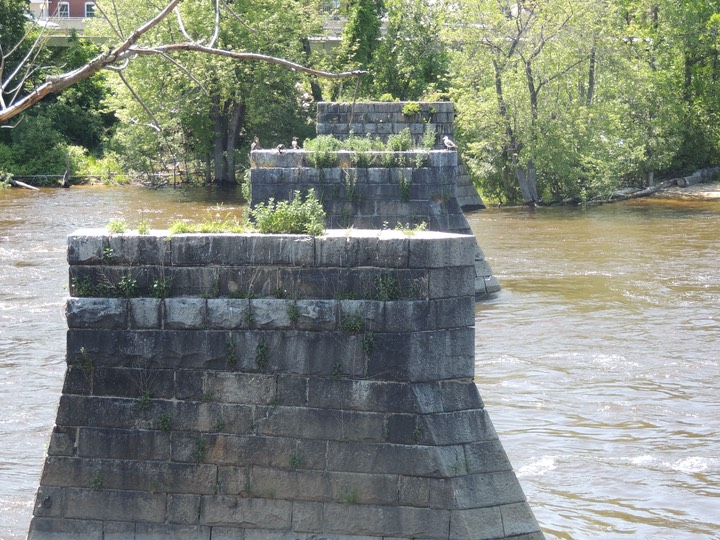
[57,2,70,17]
[85,2,95,17]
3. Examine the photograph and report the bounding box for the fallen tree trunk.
[10,179,40,191]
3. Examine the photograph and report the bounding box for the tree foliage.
[445,0,720,204]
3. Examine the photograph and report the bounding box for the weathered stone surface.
[66,298,127,329]
[31,230,539,539]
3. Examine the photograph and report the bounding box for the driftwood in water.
[10,179,40,191]
[608,179,676,201]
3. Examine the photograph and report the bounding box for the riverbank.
[652,179,720,200]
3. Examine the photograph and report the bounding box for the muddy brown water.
[1,186,718,539]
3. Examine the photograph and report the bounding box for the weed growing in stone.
[398,172,411,202]
[341,311,365,334]
[402,102,421,117]
[194,436,207,463]
[106,218,128,234]
[374,273,401,301]
[225,340,237,369]
[201,391,214,403]
[412,418,422,443]
[289,453,304,468]
[77,346,93,378]
[102,247,114,262]
[151,276,172,298]
[304,135,340,168]
[213,420,225,433]
[71,276,95,297]
[116,274,137,298]
[250,189,326,236]
[387,128,413,152]
[255,343,269,369]
[332,361,342,379]
[362,331,375,357]
[287,301,300,326]
[422,124,437,149]
[343,487,360,505]
[90,470,103,490]
[394,221,427,236]
[139,389,151,410]
[137,220,150,235]
[158,413,172,431]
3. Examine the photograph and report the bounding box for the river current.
[1,186,718,539]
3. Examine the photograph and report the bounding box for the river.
[1,186,718,539]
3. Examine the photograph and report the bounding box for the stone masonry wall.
[29,230,542,539]
[251,149,499,297]
[316,101,485,210]
[316,102,454,145]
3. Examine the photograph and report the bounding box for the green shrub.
[387,128,413,151]
[0,170,12,189]
[251,189,326,236]
[304,135,340,168]
[402,102,421,117]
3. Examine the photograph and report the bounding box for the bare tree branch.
[0,0,365,125]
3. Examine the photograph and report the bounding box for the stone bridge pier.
[28,229,543,539]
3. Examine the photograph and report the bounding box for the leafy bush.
[304,135,340,168]
[387,128,413,151]
[402,102,421,117]
[0,170,11,189]
[251,189,326,236]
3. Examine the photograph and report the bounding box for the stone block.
[327,441,464,477]
[255,407,384,443]
[67,231,104,265]
[428,266,475,299]
[250,299,292,329]
[135,523,211,540]
[463,440,513,475]
[166,494,202,524]
[408,233,476,269]
[449,506,504,540]
[291,500,324,533]
[164,298,207,329]
[292,299,337,331]
[129,298,161,329]
[47,426,77,457]
[368,328,474,381]
[251,150,304,169]
[101,521,137,540]
[174,369,205,401]
[32,486,166,522]
[28,516,104,539]
[205,372,276,405]
[77,427,171,461]
[275,374,307,407]
[322,503,450,538]
[66,298,127,329]
[207,298,251,329]
[437,380,485,412]
[216,466,249,496]
[92,366,173,399]
[419,409,498,445]
[202,496,292,529]
[221,266,280,298]
[500,502,543,536]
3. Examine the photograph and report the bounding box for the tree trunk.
[586,44,596,107]
[514,159,539,205]
[222,100,246,185]
[211,94,227,183]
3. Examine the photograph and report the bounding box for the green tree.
[334,0,384,97]
[100,0,329,183]
[372,0,448,100]
[0,0,31,95]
